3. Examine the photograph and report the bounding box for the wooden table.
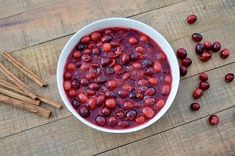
[0,0,234,155]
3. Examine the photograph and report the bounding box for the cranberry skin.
[115,110,125,119]
[102,43,112,52]
[220,49,229,59]
[80,36,90,44]
[107,80,117,89]
[89,83,100,90]
[123,101,134,110]
[92,48,101,55]
[95,116,106,126]
[145,68,154,76]
[71,79,80,89]
[176,48,187,60]
[225,73,234,82]
[126,109,137,120]
[97,95,105,107]
[153,61,162,72]
[135,46,144,53]
[141,59,153,67]
[199,81,210,90]
[199,73,208,82]
[101,107,111,116]
[96,76,108,84]
[101,35,112,42]
[118,121,130,128]
[118,90,129,98]
[78,93,88,103]
[135,116,145,124]
[145,87,156,96]
[181,58,192,67]
[80,79,89,86]
[87,98,97,110]
[91,32,101,42]
[212,42,221,52]
[66,63,76,71]
[161,85,170,96]
[140,35,148,42]
[79,106,90,118]
[208,115,219,126]
[85,89,96,96]
[101,58,112,67]
[204,41,213,50]
[64,72,72,80]
[129,37,138,45]
[71,99,80,109]
[105,98,116,108]
[73,51,82,59]
[187,15,197,24]
[193,88,203,99]
[142,107,155,119]
[154,99,165,110]
[190,103,200,111]
[108,116,117,127]
[192,33,202,42]
[195,43,204,55]
[81,54,91,62]
[64,81,72,91]
[180,66,187,77]
[200,51,212,62]
[121,53,131,65]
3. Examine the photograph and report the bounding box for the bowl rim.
[57,17,180,133]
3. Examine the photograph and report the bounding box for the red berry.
[199,51,212,62]
[64,72,72,80]
[208,115,219,126]
[142,107,155,119]
[66,63,76,71]
[176,48,187,59]
[80,36,90,44]
[187,15,197,24]
[68,89,77,98]
[95,116,106,126]
[220,49,229,59]
[87,98,97,110]
[153,61,162,72]
[105,98,116,108]
[73,51,81,59]
[193,88,203,99]
[102,43,112,52]
[190,103,200,111]
[212,42,221,52]
[199,73,208,81]
[91,32,101,42]
[225,73,234,82]
[199,81,210,90]
[180,66,187,77]
[79,106,90,117]
[195,43,204,55]
[154,99,165,110]
[204,41,212,50]
[129,37,138,45]
[140,35,148,42]
[64,81,72,91]
[126,109,137,120]
[108,116,117,126]
[192,33,202,42]
[135,46,144,53]
[78,93,88,103]
[135,116,145,124]
[181,58,192,67]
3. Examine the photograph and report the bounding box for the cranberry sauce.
[63,27,172,129]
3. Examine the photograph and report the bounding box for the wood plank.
[0,0,63,19]
[0,62,235,155]
[97,107,235,156]
[0,0,183,51]
[0,21,234,138]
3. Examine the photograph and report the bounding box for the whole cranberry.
[187,15,197,24]
[96,76,108,84]
[140,35,148,42]
[212,42,221,52]
[118,89,129,98]
[154,99,165,110]
[64,72,72,80]
[123,101,134,110]
[195,43,204,55]
[190,103,200,111]
[142,107,155,119]
[126,109,137,120]
[68,89,77,98]
[108,116,117,127]
[92,48,101,55]
[71,99,80,109]
[78,106,90,118]
[176,48,187,59]
[102,43,112,52]
[208,115,219,126]
[105,98,116,108]
[107,80,117,89]
[204,41,213,50]
[95,116,106,126]
[66,63,76,71]
[199,73,208,82]
[153,61,162,73]
[199,51,212,62]
[97,95,105,107]
[193,88,203,99]
[87,98,97,110]
[115,110,125,119]
[121,53,131,65]
[135,116,145,124]
[181,58,192,67]
[80,78,89,86]
[129,37,138,45]
[145,87,156,96]
[80,36,90,44]
[161,85,170,96]
[64,81,71,91]
[192,33,202,42]
[91,32,101,42]
[135,46,144,53]
[101,107,111,116]
[71,79,80,89]
[118,121,130,128]
[225,73,234,82]
[180,66,187,77]
[73,51,81,59]
[199,81,210,90]
[101,35,112,42]
[78,93,88,103]
[220,49,229,59]
[85,89,96,96]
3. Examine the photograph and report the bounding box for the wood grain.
[0,0,183,51]
[0,62,234,155]
[97,107,235,156]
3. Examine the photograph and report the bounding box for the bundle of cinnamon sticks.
[0,51,62,118]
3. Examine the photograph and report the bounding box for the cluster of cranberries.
[63,28,172,129]
[176,15,234,126]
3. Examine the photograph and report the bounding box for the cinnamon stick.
[0,63,37,99]
[0,94,50,118]
[0,87,40,105]
[2,51,47,87]
[0,79,62,109]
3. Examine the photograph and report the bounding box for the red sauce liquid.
[63,27,172,129]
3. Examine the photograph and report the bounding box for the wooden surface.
[0,0,234,155]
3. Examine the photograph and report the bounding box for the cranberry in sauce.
[63,27,172,129]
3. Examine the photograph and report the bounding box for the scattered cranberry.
[195,43,204,55]
[142,107,155,119]
[64,72,72,80]
[208,115,219,126]
[107,80,117,89]
[66,63,76,71]
[129,37,138,45]
[102,43,112,52]
[91,32,101,42]
[105,98,116,108]
[193,88,203,99]
[187,15,197,24]
[176,48,187,59]
[95,116,106,126]
[78,93,88,103]
[199,81,210,90]
[108,116,117,126]
[126,109,137,120]
[199,51,212,62]
[118,121,130,128]
[192,33,202,42]
[181,58,192,67]
[220,49,229,59]
[153,61,162,72]
[80,36,90,44]
[64,81,71,91]
[190,103,200,111]
[135,116,145,124]
[199,73,208,82]
[73,51,81,59]
[204,41,212,50]
[87,98,97,110]
[71,99,80,109]
[224,73,234,82]
[180,66,187,76]
[212,42,221,52]
[161,85,170,96]
[79,106,90,117]
[154,99,165,110]
[135,46,144,53]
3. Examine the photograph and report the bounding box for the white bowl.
[57,18,180,133]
